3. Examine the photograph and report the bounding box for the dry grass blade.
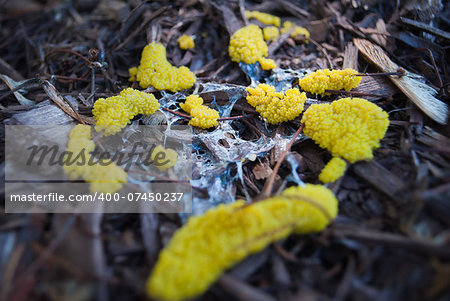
[400,17,450,41]
[353,38,448,124]
[41,80,92,125]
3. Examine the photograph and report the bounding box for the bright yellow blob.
[246,84,306,124]
[245,10,280,27]
[319,157,347,183]
[180,95,219,129]
[146,184,338,301]
[263,26,280,41]
[298,68,362,95]
[280,21,310,42]
[228,24,276,70]
[133,42,196,92]
[151,145,178,172]
[92,88,159,136]
[177,35,195,50]
[302,97,389,163]
[63,125,127,193]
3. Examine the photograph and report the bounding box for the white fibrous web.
[136,65,311,219]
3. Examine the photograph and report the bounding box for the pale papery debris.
[353,38,448,124]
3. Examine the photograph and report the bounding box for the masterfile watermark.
[26,142,175,171]
[5,124,193,213]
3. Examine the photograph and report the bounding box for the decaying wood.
[4,100,77,125]
[354,38,448,124]
[353,76,398,100]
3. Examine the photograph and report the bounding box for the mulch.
[0,0,449,300]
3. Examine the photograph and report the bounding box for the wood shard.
[342,42,358,70]
[351,161,406,204]
[353,38,448,124]
[353,76,397,100]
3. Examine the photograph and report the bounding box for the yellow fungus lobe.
[180,95,219,129]
[246,84,306,124]
[146,184,338,301]
[263,26,280,42]
[319,157,347,183]
[245,10,280,27]
[259,57,277,70]
[92,88,159,136]
[135,42,196,92]
[151,145,178,172]
[128,67,138,82]
[177,35,194,50]
[298,68,362,96]
[301,97,389,163]
[280,21,310,42]
[228,24,276,70]
[63,125,127,193]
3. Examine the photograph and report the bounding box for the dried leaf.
[0,74,34,106]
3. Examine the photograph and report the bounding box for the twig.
[261,124,304,198]
[0,77,40,102]
[44,72,91,83]
[113,7,167,52]
[355,69,405,77]
[218,275,277,301]
[273,242,299,263]
[324,89,387,97]
[268,27,294,55]
[310,38,334,68]
[238,0,248,26]
[90,68,96,99]
[161,107,191,119]
[218,115,248,121]
[333,224,450,259]
[0,57,25,81]
[161,106,249,121]
[44,48,91,64]
[415,48,443,89]
[400,17,450,41]
[209,61,230,79]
